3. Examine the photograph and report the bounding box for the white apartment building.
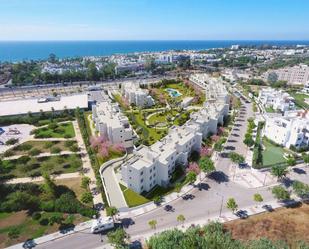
[122,82,155,108]
[92,100,136,148]
[263,64,309,85]
[302,83,309,94]
[264,110,309,149]
[258,88,295,112]
[121,75,230,193]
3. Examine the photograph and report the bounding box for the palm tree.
[148,220,157,230]
[271,165,288,181]
[174,182,182,195]
[177,214,185,227]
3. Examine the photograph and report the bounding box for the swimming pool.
[165,88,182,98]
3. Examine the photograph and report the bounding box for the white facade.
[258,88,295,112]
[122,82,154,108]
[263,64,309,85]
[121,74,230,193]
[92,100,135,148]
[264,110,309,149]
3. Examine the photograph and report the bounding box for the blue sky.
[0,0,308,40]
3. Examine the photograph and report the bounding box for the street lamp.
[216,192,224,218]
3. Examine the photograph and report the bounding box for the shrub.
[64,140,75,147]
[29,148,41,156]
[8,227,21,239]
[64,134,73,138]
[5,138,19,146]
[40,200,55,212]
[32,212,42,220]
[39,218,49,226]
[51,147,61,154]
[17,155,31,164]
[44,141,54,149]
[49,213,64,225]
[54,193,81,213]
[81,192,93,204]
[3,150,14,157]
[19,143,33,151]
[70,145,80,152]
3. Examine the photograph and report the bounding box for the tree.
[272,186,290,201]
[148,219,157,230]
[107,228,129,249]
[271,165,288,181]
[106,206,119,221]
[286,156,296,166]
[302,153,309,165]
[81,176,91,189]
[229,152,245,164]
[177,214,185,226]
[42,172,57,199]
[243,136,255,147]
[253,193,263,206]
[226,198,238,213]
[174,182,182,194]
[186,171,197,185]
[198,157,215,176]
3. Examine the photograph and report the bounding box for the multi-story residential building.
[302,83,309,94]
[264,110,309,149]
[121,74,230,193]
[263,64,309,85]
[92,100,136,148]
[258,88,295,112]
[122,82,154,108]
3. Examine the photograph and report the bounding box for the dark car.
[262,204,274,212]
[239,163,248,169]
[164,205,174,212]
[235,210,248,219]
[182,194,195,200]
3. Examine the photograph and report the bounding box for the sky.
[0,0,308,41]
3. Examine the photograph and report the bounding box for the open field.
[0,211,89,248]
[1,154,83,179]
[33,122,75,138]
[225,204,309,248]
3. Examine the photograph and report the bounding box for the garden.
[33,122,75,139]
[0,154,83,179]
[0,178,94,248]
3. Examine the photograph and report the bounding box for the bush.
[70,145,80,152]
[17,155,31,164]
[54,193,81,213]
[44,141,54,149]
[19,143,33,151]
[32,212,42,220]
[40,200,55,212]
[64,140,75,147]
[3,150,14,157]
[51,147,62,154]
[5,138,19,146]
[39,218,49,226]
[48,213,64,225]
[8,227,21,239]
[81,192,93,204]
[29,148,41,156]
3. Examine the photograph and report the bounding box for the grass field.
[119,184,150,207]
[224,204,309,248]
[289,92,309,109]
[262,138,286,166]
[0,211,88,248]
[1,154,83,178]
[3,140,78,157]
[34,122,75,138]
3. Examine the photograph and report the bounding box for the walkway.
[73,121,104,210]
[5,172,80,184]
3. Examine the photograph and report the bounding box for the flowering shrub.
[186,162,200,174]
[210,135,220,143]
[200,146,213,157]
[90,135,125,158]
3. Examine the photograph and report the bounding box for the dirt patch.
[0,211,28,228]
[224,204,309,248]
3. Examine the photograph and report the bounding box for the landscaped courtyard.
[33,122,75,139]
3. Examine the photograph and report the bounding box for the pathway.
[5,172,80,184]
[73,120,104,211]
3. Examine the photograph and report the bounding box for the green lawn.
[1,154,83,179]
[34,122,75,138]
[119,184,150,207]
[262,138,286,166]
[289,92,309,109]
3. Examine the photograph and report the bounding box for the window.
[141,179,144,183]
[140,171,144,176]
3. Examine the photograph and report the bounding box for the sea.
[0,40,309,62]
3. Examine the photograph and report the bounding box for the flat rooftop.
[0,94,88,116]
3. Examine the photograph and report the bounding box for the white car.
[90,216,114,234]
